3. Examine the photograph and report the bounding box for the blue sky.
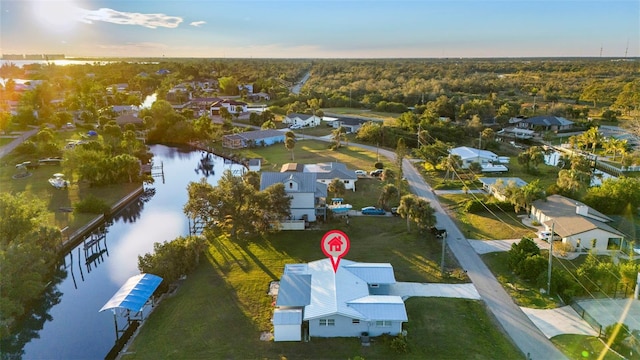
[1,0,638,58]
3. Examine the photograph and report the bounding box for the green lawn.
[122,217,522,359]
[551,334,623,360]
[438,193,537,240]
[240,139,394,175]
[322,107,400,126]
[0,128,142,234]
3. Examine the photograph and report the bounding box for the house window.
[370,284,379,288]
[319,319,335,326]
[375,321,391,327]
[607,238,622,250]
[352,319,360,324]
[343,180,349,184]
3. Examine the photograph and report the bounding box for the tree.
[327,178,346,199]
[582,127,602,154]
[284,131,296,160]
[395,138,407,187]
[0,193,61,336]
[440,154,461,180]
[583,177,640,215]
[331,126,346,149]
[517,146,545,173]
[396,194,435,232]
[416,139,450,167]
[378,183,399,209]
[184,170,291,239]
[218,76,239,95]
[397,194,417,231]
[505,179,545,214]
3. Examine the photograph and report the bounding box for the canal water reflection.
[1,145,246,360]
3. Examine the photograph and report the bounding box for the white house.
[273,259,407,341]
[530,194,625,252]
[211,99,248,115]
[303,162,358,192]
[260,172,327,222]
[283,113,322,128]
[449,147,507,173]
[478,177,527,201]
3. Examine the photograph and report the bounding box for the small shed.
[273,309,303,342]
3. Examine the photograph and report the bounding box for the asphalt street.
[312,136,567,360]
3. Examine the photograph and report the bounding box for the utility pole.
[441,232,446,276]
[547,222,555,295]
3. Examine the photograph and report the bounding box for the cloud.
[79,8,183,29]
[190,21,206,27]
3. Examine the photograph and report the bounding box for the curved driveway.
[308,136,566,360]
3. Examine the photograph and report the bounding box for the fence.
[571,301,603,337]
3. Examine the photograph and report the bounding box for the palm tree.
[440,154,461,180]
[378,184,399,209]
[398,194,417,232]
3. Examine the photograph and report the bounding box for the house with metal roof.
[260,172,327,222]
[222,129,285,149]
[273,259,407,341]
[449,147,508,173]
[530,194,625,252]
[478,177,527,201]
[304,162,358,192]
[517,115,574,132]
[283,113,322,128]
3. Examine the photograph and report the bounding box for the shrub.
[374,162,383,169]
[74,195,110,214]
[390,334,409,353]
[553,242,574,257]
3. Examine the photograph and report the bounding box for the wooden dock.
[58,185,144,253]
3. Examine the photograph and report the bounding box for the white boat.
[327,198,352,214]
[48,173,69,189]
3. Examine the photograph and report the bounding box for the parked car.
[370,169,383,177]
[539,231,561,241]
[361,206,386,215]
[391,207,399,216]
[430,226,447,239]
[355,170,367,176]
[289,124,302,129]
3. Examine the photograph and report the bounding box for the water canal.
[2,145,246,360]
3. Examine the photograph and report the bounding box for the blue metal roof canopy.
[100,273,163,313]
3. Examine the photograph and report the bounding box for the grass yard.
[551,334,623,360]
[438,193,537,240]
[0,128,142,234]
[122,216,522,359]
[240,139,394,175]
[322,108,399,126]
[481,252,559,309]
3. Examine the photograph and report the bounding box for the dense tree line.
[0,193,62,337]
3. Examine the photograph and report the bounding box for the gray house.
[273,259,407,341]
[260,172,327,222]
[517,115,574,132]
[304,162,358,191]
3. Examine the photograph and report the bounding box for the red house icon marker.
[328,236,343,252]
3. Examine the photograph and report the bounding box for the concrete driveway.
[389,282,481,301]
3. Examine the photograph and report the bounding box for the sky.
[1,0,638,58]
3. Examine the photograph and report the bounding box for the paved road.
[0,128,39,160]
[304,135,566,360]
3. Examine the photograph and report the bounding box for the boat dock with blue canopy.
[100,273,162,358]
